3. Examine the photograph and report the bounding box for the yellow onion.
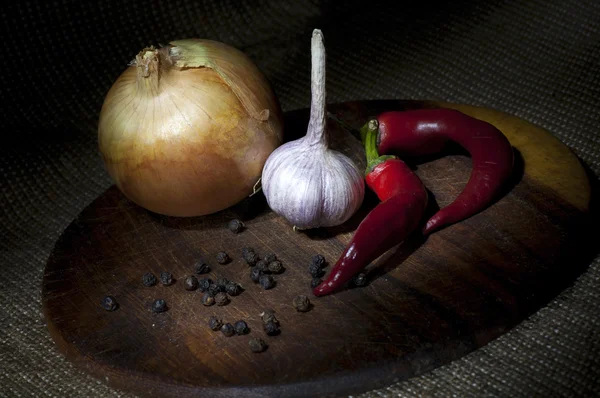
[98,39,283,217]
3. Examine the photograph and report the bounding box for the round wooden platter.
[43,100,596,398]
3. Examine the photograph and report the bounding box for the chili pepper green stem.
[362,119,395,175]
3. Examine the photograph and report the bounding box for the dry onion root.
[98,39,283,217]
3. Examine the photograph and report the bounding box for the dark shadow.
[282,108,310,142]
[145,188,270,231]
[582,159,600,222]
[399,142,471,169]
[367,232,427,281]
[422,188,441,222]
[303,189,380,240]
[230,190,269,221]
[497,147,525,203]
[513,157,600,320]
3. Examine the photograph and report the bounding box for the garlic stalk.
[261,29,365,230]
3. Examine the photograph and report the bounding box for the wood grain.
[42,100,595,398]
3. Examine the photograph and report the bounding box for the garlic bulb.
[261,29,365,229]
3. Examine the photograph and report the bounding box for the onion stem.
[134,46,170,95]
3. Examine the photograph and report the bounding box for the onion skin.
[98,40,283,217]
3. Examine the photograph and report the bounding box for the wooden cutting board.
[42,100,595,398]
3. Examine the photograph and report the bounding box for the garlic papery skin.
[261,29,365,229]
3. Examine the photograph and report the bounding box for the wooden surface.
[42,100,595,398]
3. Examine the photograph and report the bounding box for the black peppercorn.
[194,260,211,275]
[228,219,245,234]
[308,263,323,278]
[159,271,173,286]
[225,281,241,296]
[208,316,223,331]
[184,275,199,291]
[101,296,118,311]
[142,272,158,287]
[221,323,235,337]
[234,320,249,335]
[198,278,212,292]
[241,247,255,258]
[260,309,279,325]
[244,251,259,266]
[254,259,268,273]
[310,277,323,288]
[259,274,275,290]
[216,277,229,290]
[152,299,167,313]
[208,283,220,296]
[263,253,277,264]
[352,272,368,287]
[267,260,284,274]
[293,295,311,312]
[249,337,268,353]
[263,320,280,336]
[202,292,215,306]
[216,251,230,264]
[214,292,230,306]
[250,266,263,283]
[311,254,327,268]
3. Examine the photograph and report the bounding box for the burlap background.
[1,0,599,396]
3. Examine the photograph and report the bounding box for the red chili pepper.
[313,121,428,297]
[375,109,514,235]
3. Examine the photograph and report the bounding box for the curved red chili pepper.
[313,123,428,297]
[376,109,514,235]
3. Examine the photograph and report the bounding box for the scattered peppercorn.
[184,275,199,291]
[225,281,241,296]
[244,251,259,266]
[234,320,249,335]
[242,247,255,258]
[198,278,212,292]
[228,219,245,234]
[194,260,211,275]
[311,277,323,289]
[263,253,277,264]
[142,272,157,287]
[249,338,268,353]
[152,299,167,313]
[267,260,284,274]
[308,263,323,278]
[221,323,235,337]
[101,296,118,311]
[259,274,275,290]
[311,254,327,268]
[208,316,223,331]
[159,271,173,286]
[214,292,230,306]
[250,266,263,283]
[352,272,368,287]
[293,295,311,312]
[208,283,220,296]
[216,251,230,264]
[263,320,280,336]
[260,309,279,325]
[254,259,269,273]
[202,292,215,306]
[216,277,229,290]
